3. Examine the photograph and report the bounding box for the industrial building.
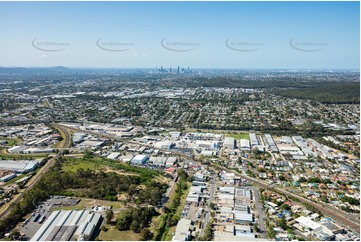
[292,136,308,148]
[224,137,235,150]
[148,156,167,167]
[8,146,27,154]
[31,210,102,241]
[0,160,39,173]
[239,139,250,151]
[131,154,149,165]
[249,133,264,151]
[106,152,120,160]
[0,173,16,182]
[172,218,192,241]
[154,141,174,150]
[264,134,278,153]
[214,224,255,241]
[281,136,293,144]
[72,133,86,144]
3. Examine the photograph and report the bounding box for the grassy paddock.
[99,225,141,241]
[225,132,250,140]
[62,158,105,172]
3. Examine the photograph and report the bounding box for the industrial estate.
[0,66,359,242]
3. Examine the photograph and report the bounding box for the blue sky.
[0,1,359,69]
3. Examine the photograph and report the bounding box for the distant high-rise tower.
[177,66,180,74]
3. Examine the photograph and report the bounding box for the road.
[0,158,56,219]
[165,174,178,199]
[200,173,216,238]
[252,187,267,239]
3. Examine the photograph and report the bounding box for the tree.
[101,225,108,232]
[254,223,260,233]
[140,228,153,241]
[130,220,141,233]
[268,225,276,239]
[280,203,291,211]
[116,210,133,231]
[105,209,114,224]
[279,217,287,230]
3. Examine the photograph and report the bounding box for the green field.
[225,132,250,140]
[62,158,106,172]
[99,226,141,241]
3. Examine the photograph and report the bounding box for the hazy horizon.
[0,1,359,69]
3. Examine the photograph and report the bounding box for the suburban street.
[200,173,216,238]
[252,187,267,239]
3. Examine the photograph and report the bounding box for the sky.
[0,1,359,69]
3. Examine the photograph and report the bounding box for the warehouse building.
[31,210,102,241]
[8,146,27,154]
[106,152,120,160]
[224,137,235,150]
[165,157,177,167]
[264,134,278,153]
[149,156,167,167]
[131,154,149,165]
[239,139,250,151]
[0,160,39,173]
[154,141,174,150]
[281,136,293,144]
[249,133,264,151]
[0,173,16,182]
[172,218,192,241]
[72,133,86,144]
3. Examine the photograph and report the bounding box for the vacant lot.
[99,225,141,241]
[225,132,250,140]
[62,158,105,172]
